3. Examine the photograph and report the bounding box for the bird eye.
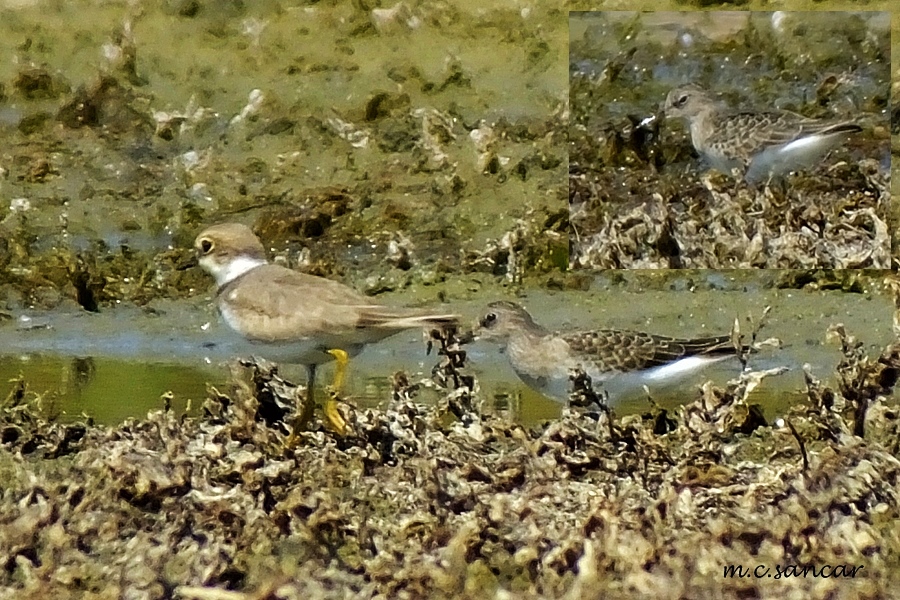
[200,239,214,254]
[480,312,497,328]
[674,93,688,108]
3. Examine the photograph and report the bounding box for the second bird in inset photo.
[569,11,891,270]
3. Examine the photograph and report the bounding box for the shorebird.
[663,85,862,183]
[193,223,457,437]
[476,301,744,402]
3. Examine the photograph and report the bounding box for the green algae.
[0,0,567,315]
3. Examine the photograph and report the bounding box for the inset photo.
[569,11,890,269]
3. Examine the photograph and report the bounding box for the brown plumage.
[193,222,458,434]
[664,85,862,182]
[477,300,743,402]
[561,329,736,373]
[194,223,457,354]
[217,263,455,345]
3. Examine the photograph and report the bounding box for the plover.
[476,301,744,403]
[193,223,457,436]
[663,85,862,183]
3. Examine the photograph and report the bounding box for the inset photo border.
[569,11,891,270]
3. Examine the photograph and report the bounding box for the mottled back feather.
[561,330,737,373]
[710,112,861,163]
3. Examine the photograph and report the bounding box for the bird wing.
[218,264,455,343]
[715,111,859,160]
[560,329,736,373]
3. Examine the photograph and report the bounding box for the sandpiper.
[193,223,457,436]
[663,85,862,183]
[476,301,743,403]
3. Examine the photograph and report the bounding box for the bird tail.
[357,309,458,330]
[681,335,748,357]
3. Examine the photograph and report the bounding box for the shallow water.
[570,11,891,114]
[2,277,894,426]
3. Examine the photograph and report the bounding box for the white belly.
[513,354,735,404]
[219,304,364,366]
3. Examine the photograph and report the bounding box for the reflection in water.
[0,355,217,425]
[71,357,97,391]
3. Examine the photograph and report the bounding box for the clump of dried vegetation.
[2,298,900,599]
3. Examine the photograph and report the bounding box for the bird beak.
[176,253,199,271]
[456,328,477,344]
[642,112,660,127]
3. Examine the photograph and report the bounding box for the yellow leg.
[324,349,349,435]
[327,349,349,391]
